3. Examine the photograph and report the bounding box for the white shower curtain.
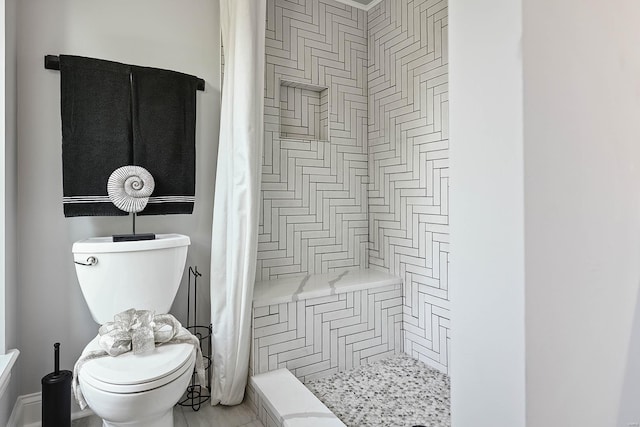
[210,0,266,406]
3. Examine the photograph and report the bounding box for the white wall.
[3,0,16,355]
[1,0,18,422]
[523,0,640,425]
[449,0,526,425]
[16,0,220,395]
[451,0,640,425]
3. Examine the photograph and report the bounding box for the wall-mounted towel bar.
[44,55,206,91]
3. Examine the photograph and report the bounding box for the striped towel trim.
[63,196,195,204]
[147,196,195,204]
[63,196,111,204]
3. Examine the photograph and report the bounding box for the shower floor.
[305,354,450,427]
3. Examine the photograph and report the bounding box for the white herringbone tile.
[229,0,450,374]
[367,0,450,373]
[258,0,370,281]
[251,285,403,383]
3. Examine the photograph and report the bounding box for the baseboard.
[7,392,94,427]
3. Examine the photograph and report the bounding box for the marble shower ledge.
[253,268,402,308]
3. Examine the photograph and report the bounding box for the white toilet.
[72,233,194,427]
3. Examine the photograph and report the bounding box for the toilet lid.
[80,335,195,386]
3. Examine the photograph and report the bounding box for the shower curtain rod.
[44,55,206,91]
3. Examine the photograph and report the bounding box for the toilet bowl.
[78,335,196,427]
[72,234,192,427]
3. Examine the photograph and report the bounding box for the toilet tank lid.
[72,233,191,254]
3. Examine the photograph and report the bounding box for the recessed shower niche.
[279,79,329,141]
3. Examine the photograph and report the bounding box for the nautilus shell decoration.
[107,166,155,213]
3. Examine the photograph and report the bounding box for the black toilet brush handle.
[54,343,60,375]
[42,342,72,427]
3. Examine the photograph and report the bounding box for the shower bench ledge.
[253,268,402,307]
[250,268,404,383]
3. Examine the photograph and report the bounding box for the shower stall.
[244,0,450,425]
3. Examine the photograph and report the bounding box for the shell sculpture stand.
[107,166,156,241]
[107,166,155,213]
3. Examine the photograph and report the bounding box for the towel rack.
[44,55,206,91]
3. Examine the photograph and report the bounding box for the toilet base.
[102,408,173,427]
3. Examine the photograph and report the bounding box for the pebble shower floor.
[305,354,451,427]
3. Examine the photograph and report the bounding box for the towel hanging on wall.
[58,55,199,217]
[60,56,131,217]
[130,66,198,215]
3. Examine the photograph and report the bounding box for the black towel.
[59,55,198,217]
[131,66,198,215]
[60,55,132,217]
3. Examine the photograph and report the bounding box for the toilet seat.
[79,335,196,394]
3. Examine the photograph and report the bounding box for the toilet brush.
[41,343,72,427]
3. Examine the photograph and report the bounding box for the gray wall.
[15,0,221,395]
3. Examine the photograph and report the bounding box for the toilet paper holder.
[178,266,212,411]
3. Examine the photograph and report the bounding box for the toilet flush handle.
[74,256,98,266]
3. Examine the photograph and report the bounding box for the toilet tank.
[72,234,190,324]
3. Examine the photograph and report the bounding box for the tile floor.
[71,399,264,427]
[306,354,451,427]
[73,354,450,427]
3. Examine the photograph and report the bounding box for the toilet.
[72,233,194,427]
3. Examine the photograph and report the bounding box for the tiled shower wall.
[255,0,449,372]
[367,0,450,372]
[251,283,403,381]
[256,0,370,281]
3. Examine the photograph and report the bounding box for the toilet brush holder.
[41,343,72,427]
